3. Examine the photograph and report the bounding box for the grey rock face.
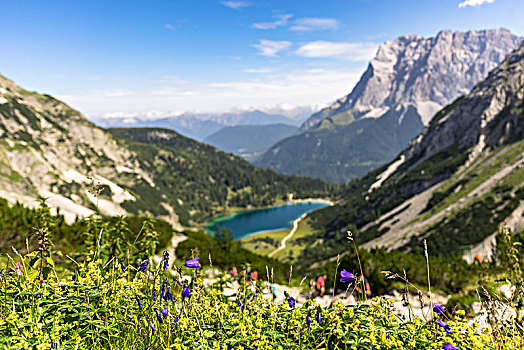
[302,28,522,130]
[404,41,524,165]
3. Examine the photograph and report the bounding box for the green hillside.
[109,127,335,225]
[255,105,424,183]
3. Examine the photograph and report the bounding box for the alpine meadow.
[0,1,523,349]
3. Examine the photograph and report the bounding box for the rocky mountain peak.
[302,28,522,130]
[405,40,524,165]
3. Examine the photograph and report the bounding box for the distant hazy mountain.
[297,41,524,266]
[93,107,315,141]
[256,29,522,182]
[204,124,298,162]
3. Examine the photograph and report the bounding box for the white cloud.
[164,24,176,30]
[242,67,274,73]
[220,1,249,10]
[295,41,377,61]
[458,0,494,7]
[252,14,293,30]
[253,39,292,57]
[290,18,339,31]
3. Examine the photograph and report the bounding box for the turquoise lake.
[204,201,331,240]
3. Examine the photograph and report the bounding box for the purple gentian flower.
[147,317,156,331]
[152,291,157,301]
[156,311,163,324]
[166,289,173,301]
[163,251,169,270]
[287,296,296,308]
[306,316,311,329]
[438,319,452,333]
[443,344,458,350]
[137,261,148,272]
[161,307,168,319]
[184,258,200,269]
[181,286,191,298]
[340,270,355,283]
[163,286,171,301]
[433,302,446,314]
[316,312,321,325]
[237,300,244,312]
[160,285,166,300]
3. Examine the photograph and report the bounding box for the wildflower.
[174,309,183,325]
[137,261,148,272]
[418,291,425,308]
[160,285,166,300]
[340,269,355,283]
[316,311,321,325]
[237,300,244,312]
[152,291,157,301]
[147,317,156,331]
[160,307,169,319]
[162,251,169,270]
[287,295,296,308]
[120,259,125,273]
[438,319,452,333]
[173,278,182,286]
[137,324,145,339]
[84,292,88,303]
[184,258,200,269]
[163,286,171,301]
[166,288,173,301]
[443,344,458,350]
[135,294,143,309]
[0,272,3,279]
[181,286,191,298]
[156,311,163,324]
[16,262,23,276]
[306,316,311,329]
[433,302,446,314]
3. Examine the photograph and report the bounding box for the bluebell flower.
[340,269,355,283]
[181,286,191,298]
[147,317,156,331]
[137,261,148,272]
[433,302,446,314]
[184,258,200,269]
[156,311,163,324]
[438,319,452,333]
[161,307,168,319]
[135,294,143,309]
[306,316,311,329]
[287,295,296,308]
[443,344,458,350]
[174,309,183,325]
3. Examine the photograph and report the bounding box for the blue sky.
[0,0,522,119]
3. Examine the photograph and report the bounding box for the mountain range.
[0,74,332,228]
[255,28,522,182]
[289,40,524,269]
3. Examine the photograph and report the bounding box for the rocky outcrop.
[302,28,522,130]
